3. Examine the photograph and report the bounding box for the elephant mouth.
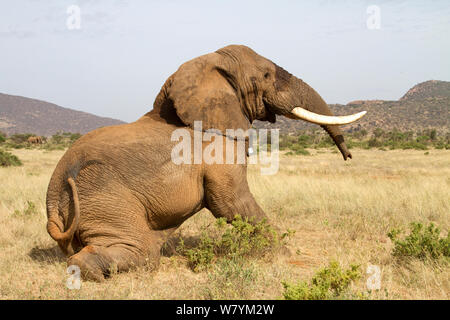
[257,99,276,123]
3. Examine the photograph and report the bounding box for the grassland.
[0,148,448,299]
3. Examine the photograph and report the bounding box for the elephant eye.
[264,72,270,79]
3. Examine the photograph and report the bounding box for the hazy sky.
[1,0,449,122]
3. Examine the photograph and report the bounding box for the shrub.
[179,232,215,272]
[388,222,449,260]
[217,215,278,257]
[368,138,382,148]
[279,134,297,150]
[435,141,445,149]
[0,150,22,167]
[351,129,367,139]
[0,132,6,144]
[13,201,38,217]
[289,143,310,155]
[42,132,82,150]
[51,134,64,145]
[24,201,37,215]
[279,129,447,153]
[373,128,385,138]
[177,215,286,272]
[316,135,334,148]
[9,133,33,144]
[70,133,82,142]
[282,261,361,300]
[296,148,310,156]
[297,134,312,148]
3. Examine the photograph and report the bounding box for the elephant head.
[154,45,366,160]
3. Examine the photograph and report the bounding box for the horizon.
[1,1,449,122]
[0,78,447,123]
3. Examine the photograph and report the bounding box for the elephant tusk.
[291,107,367,125]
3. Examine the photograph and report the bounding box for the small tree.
[0,131,6,144]
[0,150,22,167]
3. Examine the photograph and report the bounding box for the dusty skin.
[45,45,365,281]
[0,148,448,299]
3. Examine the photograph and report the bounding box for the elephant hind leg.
[67,244,158,282]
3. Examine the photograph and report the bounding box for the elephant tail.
[47,177,80,246]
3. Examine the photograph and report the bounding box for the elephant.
[28,136,43,144]
[46,45,366,281]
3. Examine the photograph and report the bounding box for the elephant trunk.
[290,78,354,160]
[321,124,352,160]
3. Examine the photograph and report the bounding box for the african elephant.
[46,45,366,281]
[28,136,43,144]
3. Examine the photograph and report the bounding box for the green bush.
[297,134,312,148]
[0,150,22,167]
[279,129,447,154]
[51,134,64,145]
[179,232,215,272]
[69,133,82,142]
[218,215,278,257]
[177,215,286,272]
[9,133,33,144]
[388,222,449,260]
[0,132,6,144]
[295,148,310,156]
[193,215,293,298]
[282,261,361,300]
[368,138,382,148]
[290,144,310,155]
[373,128,385,138]
[350,129,367,139]
[279,134,297,150]
[41,132,82,150]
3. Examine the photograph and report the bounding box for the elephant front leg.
[204,164,268,223]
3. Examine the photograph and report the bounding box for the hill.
[0,93,125,136]
[400,80,450,101]
[1,80,449,136]
[254,80,450,134]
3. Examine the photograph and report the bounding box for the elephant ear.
[167,53,251,133]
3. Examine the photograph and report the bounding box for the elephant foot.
[66,244,153,282]
[67,247,106,282]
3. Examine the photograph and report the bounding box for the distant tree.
[373,128,385,138]
[70,133,82,142]
[10,133,34,144]
[51,134,63,144]
[360,129,368,137]
[429,129,437,141]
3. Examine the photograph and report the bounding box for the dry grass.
[0,148,448,299]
